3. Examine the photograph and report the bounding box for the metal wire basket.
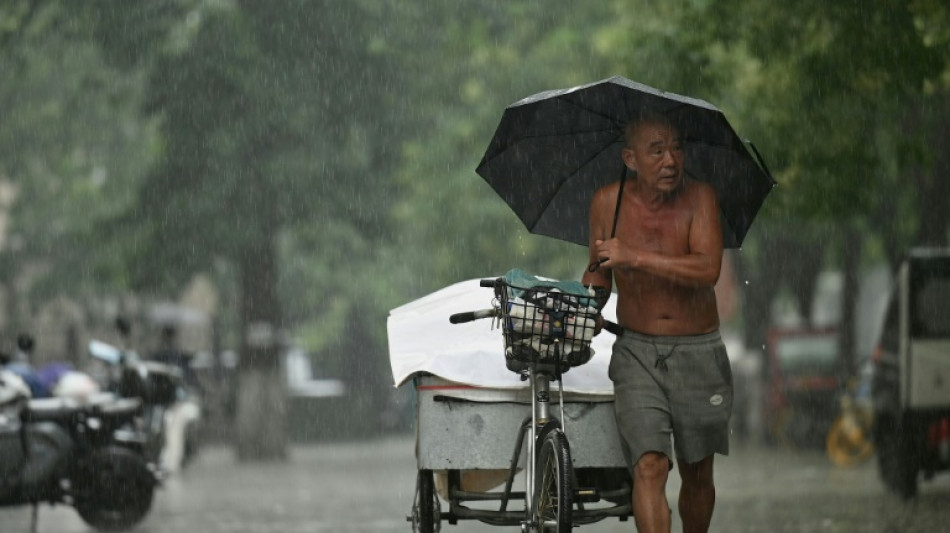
[494,281,599,373]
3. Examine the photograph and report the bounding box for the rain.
[1,1,950,532]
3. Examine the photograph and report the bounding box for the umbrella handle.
[602,319,622,336]
[610,165,629,239]
[588,164,629,274]
[587,258,608,272]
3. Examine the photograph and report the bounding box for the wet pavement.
[1,436,949,532]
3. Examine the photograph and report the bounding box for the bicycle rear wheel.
[412,469,440,533]
[533,430,573,532]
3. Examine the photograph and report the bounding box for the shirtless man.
[582,114,732,533]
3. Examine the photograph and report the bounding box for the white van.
[872,248,950,498]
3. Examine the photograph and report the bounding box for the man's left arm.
[601,185,723,288]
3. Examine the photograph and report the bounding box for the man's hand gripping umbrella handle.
[588,257,608,272]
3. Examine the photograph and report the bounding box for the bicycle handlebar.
[449,309,497,324]
[450,309,622,336]
[460,278,623,336]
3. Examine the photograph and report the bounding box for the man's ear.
[621,147,637,172]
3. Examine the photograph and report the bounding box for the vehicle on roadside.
[764,327,840,449]
[284,347,345,400]
[872,248,950,498]
[1,351,156,531]
[89,337,194,476]
[283,347,348,441]
[89,318,203,476]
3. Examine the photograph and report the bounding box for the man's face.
[622,120,684,194]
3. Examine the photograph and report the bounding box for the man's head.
[622,112,685,194]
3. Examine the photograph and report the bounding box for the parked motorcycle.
[6,333,101,402]
[0,351,156,532]
[89,318,202,476]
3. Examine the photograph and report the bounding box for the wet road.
[2,436,948,532]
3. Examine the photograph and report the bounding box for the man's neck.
[630,181,683,210]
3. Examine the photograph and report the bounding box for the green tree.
[7,0,949,454]
[386,2,618,291]
[85,0,415,457]
[0,0,156,345]
[724,1,946,364]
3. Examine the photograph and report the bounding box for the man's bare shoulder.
[592,180,622,206]
[682,178,719,207]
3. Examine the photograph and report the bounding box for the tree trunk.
[736,237,782,368]
[234,236,287,461]
[338,302,387,438]
[782,237,823,327]
[838,226,862,380]
[917,96,950,247]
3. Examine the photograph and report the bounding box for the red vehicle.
[764,327,841,448]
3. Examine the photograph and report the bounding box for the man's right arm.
[582,186,614,309]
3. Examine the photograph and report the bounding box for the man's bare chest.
[616,205,692,253]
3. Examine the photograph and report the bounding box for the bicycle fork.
[525,368,566,531]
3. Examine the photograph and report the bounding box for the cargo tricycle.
[397,275,633,533]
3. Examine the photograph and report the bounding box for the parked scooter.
[0,350,156,532]
[147,324,203,470]
[89,318,202,476]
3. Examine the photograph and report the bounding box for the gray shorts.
[609,329,732,468]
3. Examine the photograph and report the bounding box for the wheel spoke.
[533,430,573,532]
[414,469,438,533]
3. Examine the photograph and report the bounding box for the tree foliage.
[1,0,949,449]
[0,0,156,332]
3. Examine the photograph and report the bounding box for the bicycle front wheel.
[533,429,574,533]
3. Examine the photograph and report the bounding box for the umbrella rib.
[477,127,621,176]
[550,97,725,143]
[537,133,625,226]
[544,93,628,127]
[687,137,742,151]
[506,126,620,142]
[511,91,729,147]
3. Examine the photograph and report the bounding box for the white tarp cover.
[388,277,618,395]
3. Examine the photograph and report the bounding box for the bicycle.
[409,275,628,533]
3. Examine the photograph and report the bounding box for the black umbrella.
[475,75,776,248]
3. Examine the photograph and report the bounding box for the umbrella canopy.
[476,76,775,248]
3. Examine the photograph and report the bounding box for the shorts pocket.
[608,349,618,381]
[713,345,733,388]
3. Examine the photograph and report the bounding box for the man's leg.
[677,455,715,533]
[632,452,672,533]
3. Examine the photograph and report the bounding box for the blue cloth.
[7,362,49,398]
[502,268,594,306]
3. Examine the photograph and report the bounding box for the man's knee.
[678,455,714,486]
[634,452,672,485]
